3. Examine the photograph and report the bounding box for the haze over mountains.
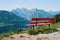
[12,8,55,20]
[0,8,60,33]
[49,11,60,15]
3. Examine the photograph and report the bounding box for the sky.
[0,0,60,11]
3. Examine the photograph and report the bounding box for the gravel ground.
[2,31,60,40]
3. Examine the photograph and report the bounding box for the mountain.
[49,11,60,16]
[0,9,60,34]
[12,8,54,20]
[12,8,31,20]
[0,10,29,34]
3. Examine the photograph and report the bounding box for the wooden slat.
[27,23,51,26]
[26,18,56,26]
[31,22,52,24]
[31,18,56,21]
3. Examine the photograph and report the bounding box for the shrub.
[27,26,57,34]
[10,36,14,39]
[0,35,4,40]
[37,28,44,33]
[20,35,25,38]
[8,31,15,35]
[27,29,39,35]
[0,33,10,40]
[2,34,10,37]
[50,26,57,32]
[15,28,24,34]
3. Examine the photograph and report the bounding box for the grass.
[0,35,4,40]
[52,22,60,28]
[10,22,59,35]
[27,26,57,35]
[26,28,39,35]
[0,31,15,40]
[15,28,25,34]
[26,22,60,35]
[0,22,60,40]
[0,33,10,40]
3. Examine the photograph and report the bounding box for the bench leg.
[32,26,34,29]
[48,24,51,28]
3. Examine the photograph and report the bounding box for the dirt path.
[2,32,60,40]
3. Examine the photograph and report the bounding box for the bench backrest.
[31,18,56,24]
[26,18,56,26]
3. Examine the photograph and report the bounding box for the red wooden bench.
[27,18,56,28]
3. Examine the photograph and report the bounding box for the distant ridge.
[0,10,29,33]
[11,8,54,20]
[0,8,60,33]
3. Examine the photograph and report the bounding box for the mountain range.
[0,8,60,34]
[12,8,55,20]
[0,10,29,33]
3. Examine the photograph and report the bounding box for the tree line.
[55,14,60,22]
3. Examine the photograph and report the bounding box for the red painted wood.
[27,23,51,26]
[31,22,52,24]
[26,18,56,26]
[31,18,56,21]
